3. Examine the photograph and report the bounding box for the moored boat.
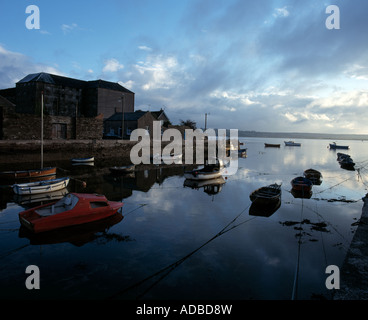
[0,167,57,181]
[329,142,349,150]
[284,141,301,146]
[291,176,313,192]
[264,143,280,148]
[303,168,322,185]
[249,183,282,205]
[13,177,70,195]
[18,193,124,233]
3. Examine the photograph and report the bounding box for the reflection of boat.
[329,142,349,150]
[184,177,226,195]
[14,188,69,205]
[72,162,94,167]
[264,143,280,148]
[109,164,135,175]
[71,157,95,163]
[249,183,282,205]
[291,188,313,199]
[19,212,124,247]
[19,193,124,233]
[184,163,223,180]
[249,199,281,217]
[238,148,247,157]
[303,169,322,185]
[0,167,57,181]
[291,176,312,192]
[13,177,70,195]
[284,141,301,146]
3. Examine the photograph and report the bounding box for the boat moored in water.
[249,183,282,205]
[19,193,124,233]
[13,177,70,195]
[291,176,313,192]
[284,141,301,146]
[329,142,349,150]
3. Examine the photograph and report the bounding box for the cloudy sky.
[1,0,368,133]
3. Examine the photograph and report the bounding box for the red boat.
[19,193,124,233]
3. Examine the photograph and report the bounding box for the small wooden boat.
[329,142,349,150]
[284,141,301,146]
[19,193,124,233]
[0,167,57,181]
[303,169,322,185]
[291,176,312,192]
[337,153,355,170]
[249,183,282,205]
[13,177,70,195]
[109,164,135,175]
[71,157,95,163]
[264,143,280,148]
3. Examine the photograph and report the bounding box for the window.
[90,201,109,208]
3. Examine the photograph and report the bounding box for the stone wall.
[2,110,102,140]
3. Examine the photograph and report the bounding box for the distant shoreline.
[235,131,368,141]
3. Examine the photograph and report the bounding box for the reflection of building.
[104,109,170,139]
[0,72,134,140]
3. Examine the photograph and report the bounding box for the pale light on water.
[0,138,368,299]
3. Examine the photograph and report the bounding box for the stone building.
[0,72,135,140]
[104,109,170,139]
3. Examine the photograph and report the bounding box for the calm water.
[1,138,368,300]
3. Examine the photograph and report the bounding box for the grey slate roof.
[17,72,134,93]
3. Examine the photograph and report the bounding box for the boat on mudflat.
[291,176,313,192]
[329,142,349,150]
[13,177,70,195]
[0,167,57,181]
[249,183,282,205]
[18,193,124,233]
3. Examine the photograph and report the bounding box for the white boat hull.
[13,177,70,195]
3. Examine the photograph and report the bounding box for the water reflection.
[1,138,368,299]
[19,212,125,247]
[183,177,226,196]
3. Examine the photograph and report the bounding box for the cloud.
[61,23,78,34]
[102,58,124,73]
[273,6,289,18]
[0,45,62,88]
[138,45,153,52]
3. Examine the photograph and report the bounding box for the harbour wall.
[334,194,368,299]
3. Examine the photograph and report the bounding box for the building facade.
[0,72,135,140]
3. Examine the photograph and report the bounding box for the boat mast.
[41,91,44,169]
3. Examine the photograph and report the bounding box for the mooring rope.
[108,203,253,299]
